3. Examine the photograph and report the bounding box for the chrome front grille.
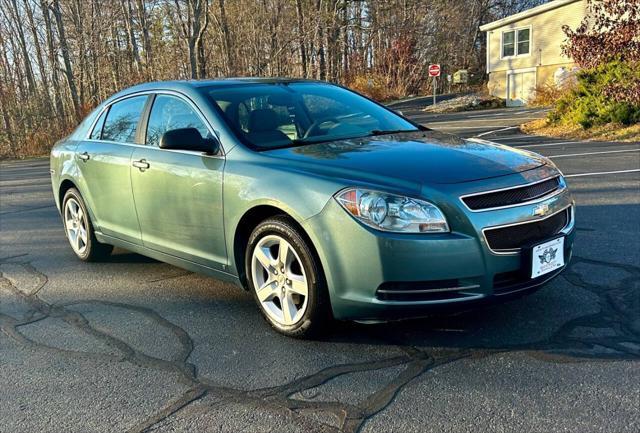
[462,176,563,211]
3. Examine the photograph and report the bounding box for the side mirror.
[159,128,220,155]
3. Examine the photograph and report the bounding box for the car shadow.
[320,254,640,363]
[106,248,159,264]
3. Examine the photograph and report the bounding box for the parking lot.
[1,105,639,432]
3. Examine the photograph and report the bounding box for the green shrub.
[549,60,640,128]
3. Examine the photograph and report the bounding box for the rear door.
[130,93,226,269]
[75,95,149,244]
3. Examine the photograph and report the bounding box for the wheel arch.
[232,204,325,291]
[59,178,77,208]
[58,178,99,229]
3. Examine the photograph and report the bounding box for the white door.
[507,71,536,106]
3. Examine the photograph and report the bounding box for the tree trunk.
[217,0,234,76]
[51,0,81,120]
[7,0,36,94]
[121,0,141,74]
[295,0,307,77]
[135,0,153,77]
[196,0,209,78]
[315,0,326,80]
[0,34,16,155]
[22,0,52,111]
[40,0,64,120]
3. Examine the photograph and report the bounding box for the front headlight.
[335,188,449,233]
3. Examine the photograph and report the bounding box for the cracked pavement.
[1,108,639,432]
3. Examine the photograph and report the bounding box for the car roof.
[106,77,327,105]
[119,77,319,93]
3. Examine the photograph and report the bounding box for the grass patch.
[523,118,640,142]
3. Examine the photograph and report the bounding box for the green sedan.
[50,79,575,337]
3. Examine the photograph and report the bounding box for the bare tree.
[174,0,209,78]
[51,0,81,120]
[0,0,551,158]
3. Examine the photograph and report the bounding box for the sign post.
[428,64,441,106]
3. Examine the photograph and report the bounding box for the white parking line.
[427,119,512,125]
[488,135,543,141]
[467,112,525,118]
[475,126,519,137]
[516,141,582,148]
[468,110,548,119]
[565,169,640,178]
[548,149,640,158]
[432,126,510,129]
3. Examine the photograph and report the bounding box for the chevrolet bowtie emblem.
[533,203,550,217]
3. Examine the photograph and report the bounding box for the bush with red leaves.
[562,0,639,68]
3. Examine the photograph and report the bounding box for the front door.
[76,95,149,244]
[130,94,227,269]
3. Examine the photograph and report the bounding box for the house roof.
[479,0,582,31]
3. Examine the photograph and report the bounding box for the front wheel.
[246,216,331,338]
[62,188,113,262]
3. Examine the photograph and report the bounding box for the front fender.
[222,157,344,275]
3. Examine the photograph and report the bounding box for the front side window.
[502,27,531,58]
[206,83,418,150]
[102,96,148,143]
[146,95,211,147]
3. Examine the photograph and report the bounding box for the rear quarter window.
[89,109,108,140]
[102,96,148,143]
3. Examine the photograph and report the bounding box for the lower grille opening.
[493,267,564,295]
[376,280,480,302]
[493,270,528,294]
[484,208,570,252]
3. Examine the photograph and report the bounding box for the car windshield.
[204,82,419,150]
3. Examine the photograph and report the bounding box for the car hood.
[263,130,547,185]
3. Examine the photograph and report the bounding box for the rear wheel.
[246,216,331,338]
[62,188,113,261]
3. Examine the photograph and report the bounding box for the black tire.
[62,188,113,262]
[245,215,332,338]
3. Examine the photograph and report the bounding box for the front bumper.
[302,176,575,321]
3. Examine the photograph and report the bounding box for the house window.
[503,31,515,57]
[502,27,531,58]
[517,28,530,55]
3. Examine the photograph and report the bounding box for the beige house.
[480,0,587,106]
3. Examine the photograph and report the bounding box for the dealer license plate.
[531,237,565,278]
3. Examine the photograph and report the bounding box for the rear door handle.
[132,159,150,171]
[78,152,90,161]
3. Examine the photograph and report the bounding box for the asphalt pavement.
[1,104,639,433]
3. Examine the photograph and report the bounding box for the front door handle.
[132,159,150,171]
[78,152,90,161]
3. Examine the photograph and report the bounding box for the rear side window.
[89,109,107,140]
[102,96,148,143]
[146,95,210,147]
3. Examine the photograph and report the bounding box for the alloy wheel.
[250,234,309,327]
[64,197,88,255]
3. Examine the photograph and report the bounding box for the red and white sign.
[428,64,441,77]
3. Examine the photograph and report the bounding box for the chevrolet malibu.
[50,79,575,337]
